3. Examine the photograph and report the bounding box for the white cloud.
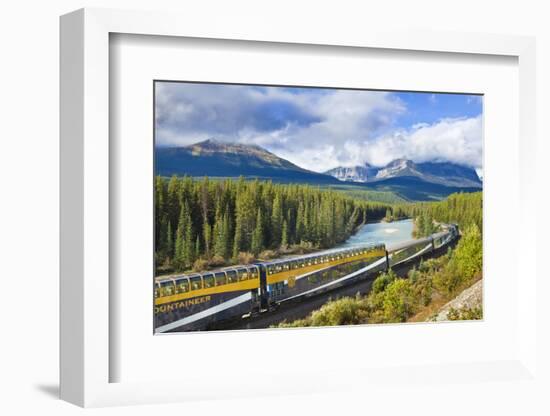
[155,83,483,173]
[359,116,483,170]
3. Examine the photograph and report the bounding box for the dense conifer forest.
[155,176,392,274]
[394,192,482,238]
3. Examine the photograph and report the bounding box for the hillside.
[360,175,481,201]
[156,139,340,185]
[156,140,482,201]
[325,158,482,189]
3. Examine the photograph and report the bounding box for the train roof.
[154,226,456,285]
[262,242,383,266]
[155,264,260,284]
[155,242,383,283]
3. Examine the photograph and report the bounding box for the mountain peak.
[386,158,415,168]
[324,163,378,183]
[156,140,340,184]
[325,157,481,188]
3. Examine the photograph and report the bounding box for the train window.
[237,269,245,281]
[283,263,290,271]
[203,274,215,288]
[215,272,227,286]
[226,270,237,283]
[190,276,202,290]
[160,281,175,297]
[175,279,190,293]
[154,286,160,299]
[248,267,258,279]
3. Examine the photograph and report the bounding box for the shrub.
[452,223,483,283]
[433,224,482,296]
[447,306,483,321]
[275,318,310,328]
[433,262,462,297]
[258,250,277,260]
[237,251,256,264]
[309,297,367,327]
[412,274,433,307]
[208,255,226,267]
[382,279,416,322]
[372,270,397,294]
[192,258,208,272]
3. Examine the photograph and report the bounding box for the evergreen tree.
[251,209,264,255]
[222,211,231,259]
[155,176,401,273]
[166,221,173,261]
[194,235,201,261]
[232,218,243,260]
[213,206,230,259]
[271,193,283,246]
[183,217,194,267]
[203,220,212,259]
[173,225,184,271]
[416,214,425,237]
[281,219,289,248]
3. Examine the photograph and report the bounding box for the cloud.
[361,116,483,169]
[155,83,323,146]
[155,82,482,172]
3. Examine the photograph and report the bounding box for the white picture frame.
[60,7,539,408]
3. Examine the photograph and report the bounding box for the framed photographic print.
[152,81,482,334]
[60,7,540,409]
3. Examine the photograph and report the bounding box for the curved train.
[154,224,459,333]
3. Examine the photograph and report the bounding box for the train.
[154,224,459,333]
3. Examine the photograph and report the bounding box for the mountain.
[374,158,419,180]
[325,158,481,189]
[415,161,482,188]
[324,164,378,183]
[155,139,340,184]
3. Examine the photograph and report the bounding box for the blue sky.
[155,82,483,174]
[393,92,482,129]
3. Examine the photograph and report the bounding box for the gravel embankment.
[433,279,483,321]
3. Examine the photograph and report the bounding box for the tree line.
[393,192,482,237]
[155,176,392,274]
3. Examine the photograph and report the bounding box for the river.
[339,218,414,248]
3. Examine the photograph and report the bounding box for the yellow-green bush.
[382,279,416,322]
[452,223,482,282]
